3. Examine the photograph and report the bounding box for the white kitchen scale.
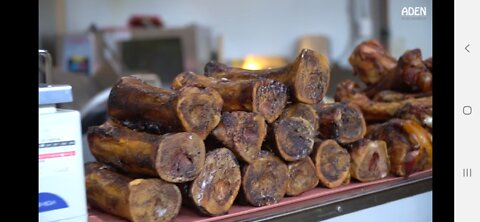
[39,50,87,222]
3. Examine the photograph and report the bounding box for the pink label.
[39,151,76,160]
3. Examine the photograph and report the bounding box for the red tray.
[88,169,432,222]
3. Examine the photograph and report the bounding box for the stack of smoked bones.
[86,39,432,222]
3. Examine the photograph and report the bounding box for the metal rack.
[244,171,431,222]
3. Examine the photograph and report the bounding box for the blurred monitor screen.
[120,38,184,84]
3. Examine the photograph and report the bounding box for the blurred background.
[39,0,432,137]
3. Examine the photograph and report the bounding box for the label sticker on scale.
[39,140,77,177]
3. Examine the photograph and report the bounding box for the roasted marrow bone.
[205,48,330,104]
[108,75,223,139]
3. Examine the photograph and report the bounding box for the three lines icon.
[463,168,472,177]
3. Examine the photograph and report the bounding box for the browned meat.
[372,90,431,102]
[286,157,319,196]
[205,48,330,104]
[395,102,432,132]
[211,111,267,163]
[272,116,315,161]
[313,102,366,144]
[335,79,432,123]
[87,120,205,183]
[366,119,432,176]
[423,57,432,73]
[85,162,182,222]
[311,140,351,188]
[347,139,390,182]
[241,151,288,206]
[363,49,432,97]
[128,178,182,222]
[348,39,397,86]
[172,71,288,123]
[108,76,223,139]
[187,148,241,216]
[280,103,319,131]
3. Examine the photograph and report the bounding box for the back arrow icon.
[466,44,470,53]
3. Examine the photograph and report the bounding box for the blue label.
[39,192,69,212]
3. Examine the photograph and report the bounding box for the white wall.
[324,191,432,222]
[64,0,350,62]
[39,0,56,47]
[61,0,431,64]
[389,0,432,58]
